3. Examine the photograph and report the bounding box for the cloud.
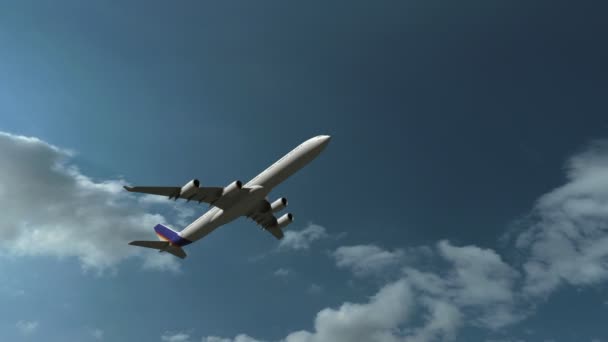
[333,245,404,277]
[161,332,191,342]
[279,223,327,251]
[16,320,39,335]
[516,140,608,297]
[284,279,413,342]
[273,268,292,277]
[11,132,608,341]
[201,336,263,342]
[90,328,104,340]
[204,241,523,342]
[307,283,323,295]
[405,241,523,331]
[0,132,181,273]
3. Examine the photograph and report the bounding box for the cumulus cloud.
[0,132,181,273]
[333,245,404,277]
[203,240,522,342]
[279,224,327,251]
[16,320,39,335]
[161,332,191,342]
[284,279,413,342]
[516,140,608,297]
[405,241,523,331]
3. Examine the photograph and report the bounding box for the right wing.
[247,207,283,240]
[124,185,224,206]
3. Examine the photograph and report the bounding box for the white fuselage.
[179,135,331,242]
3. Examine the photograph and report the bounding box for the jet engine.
[271,197,288,213]
[180,179,200,199]
[222,180,243,197]
[276,213,294,229]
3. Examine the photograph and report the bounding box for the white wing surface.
[124,185,222,202]
[247,207,284,240]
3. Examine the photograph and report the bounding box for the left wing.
[123,179,245,210]
[124,185,223,202]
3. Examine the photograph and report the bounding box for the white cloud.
[16,320,39,335]
[0,132,181,273]
[206,240,523,342]
[201,280,412,342]
[406,241,523,331]
[201,335,263,342]
[273,268,292,277]
[284,278,413,342]
[403,297,462,342]
[161,332,191,342]
[279,223,327,251]
[516,140,608,297]
[333,244,404,277]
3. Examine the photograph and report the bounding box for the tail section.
[128,224,192,259]
[153,224,192,247]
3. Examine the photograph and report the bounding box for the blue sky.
[1,1,608,341]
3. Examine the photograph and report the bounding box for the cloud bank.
[0,132,181,273]
[517,140,608,297]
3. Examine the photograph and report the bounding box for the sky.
[0,1,608,341]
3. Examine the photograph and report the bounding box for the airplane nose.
[319,135,331,145]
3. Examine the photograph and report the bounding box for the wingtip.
[123,185,133,192]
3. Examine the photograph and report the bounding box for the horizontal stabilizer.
[129,240,187,259]
[166,246,187,259]
[129,240,170,249]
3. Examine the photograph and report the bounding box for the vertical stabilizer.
[153,224,192,247]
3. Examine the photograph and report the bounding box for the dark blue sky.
[1,1,607,341]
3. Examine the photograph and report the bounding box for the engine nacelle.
[180,179,200,199]
[222,180,243,197]
[271,197,288,213]
[276,213,294,229]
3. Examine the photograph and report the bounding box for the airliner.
[124,135,331,259]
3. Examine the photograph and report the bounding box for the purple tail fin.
[154,224,192,247]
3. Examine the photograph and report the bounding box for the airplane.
[124,135,331,259]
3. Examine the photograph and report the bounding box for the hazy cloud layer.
[0,132,180,273]
[273,268,292,277]
[16,320,39,335]
[90,328,104,340]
